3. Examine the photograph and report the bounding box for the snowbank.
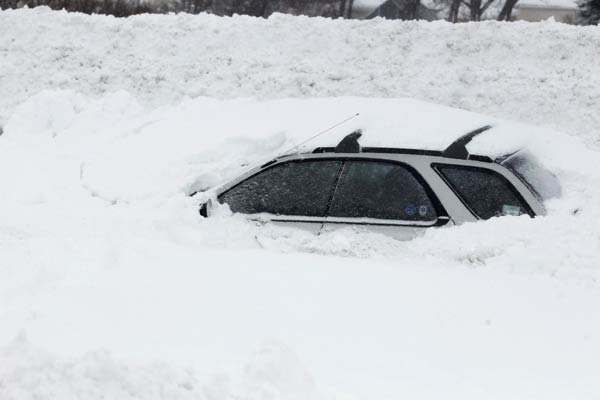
[1,8,600,400]
[1,7,600,146]
[0,333,321,400]
[1,92,600,399]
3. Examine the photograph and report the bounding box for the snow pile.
[1,8,600,400]
[1,7,600,147]
[0,333,206,400]
[0,334,320,400]
[1,91,600,399]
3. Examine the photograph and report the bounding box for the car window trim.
[247,212,450,229]
[324,216,450,227]
[253,214,329,224]
[431,162,535,219]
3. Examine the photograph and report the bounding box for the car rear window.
[218,160,342,217]
[434,164,533,220]
[328,161,438,221]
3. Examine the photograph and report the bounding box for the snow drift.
[1,8,600,400]
[1,7,600,146]
[2,92,600,399]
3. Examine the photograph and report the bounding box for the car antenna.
[278,112,360,157]
[257,113,359,169]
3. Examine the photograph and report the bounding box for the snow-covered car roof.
[287,99,538,161]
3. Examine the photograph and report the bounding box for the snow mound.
[0,335,322,400]
[2,9,600,400]
[1,8,600,147]
[1,92,598,275]
[0,334,205,400]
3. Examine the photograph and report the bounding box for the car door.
[217,159,343,234]
[321,159,451,240]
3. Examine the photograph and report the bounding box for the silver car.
[199,126,560,239]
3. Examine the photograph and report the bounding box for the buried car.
[199,126,560,239]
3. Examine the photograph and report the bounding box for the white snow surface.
[1,9,600,400]
[1,7,600,148]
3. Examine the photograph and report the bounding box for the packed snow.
[1,8,600,400]
[1,7,600,147]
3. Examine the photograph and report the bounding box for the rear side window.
[435,165,533,220]
[329,161,438,221]
[500,150,561,201]
[218,160,342,217]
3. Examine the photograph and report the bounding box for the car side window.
[328,161,438,221]
[434,165,533,220]
[218,160,342,217]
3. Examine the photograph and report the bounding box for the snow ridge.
[1,7,600,146]
[2,8,600,400]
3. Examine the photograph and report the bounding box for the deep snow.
[2,92,600,399]
[1,7,600,147]
[1,8,600,400]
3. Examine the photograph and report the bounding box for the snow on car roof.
[5,93,591,202]
[282,97,538,159]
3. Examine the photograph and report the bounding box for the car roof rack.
[335,129,362,153]
[312,125,495,162]
[441,125,493,160]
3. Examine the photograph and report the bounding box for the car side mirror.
[199,199,213,217]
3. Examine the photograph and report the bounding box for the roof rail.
[441,125,493,160]
[312,146,492,162]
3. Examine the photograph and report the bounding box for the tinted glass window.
[218,160,341,217]
[436,165,533,220]
[329,161,437,221]
[501,150,561,201]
